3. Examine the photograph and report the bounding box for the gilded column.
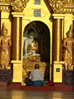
[11,12,24,61]
[57,19,61,61]
[52,14,64,83]
[53,18,62,83]
[11,12,24,83]
[16,17,20,60]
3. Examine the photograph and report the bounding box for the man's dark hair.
[35,64,39,69]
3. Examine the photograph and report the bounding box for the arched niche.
[23,21,50,62]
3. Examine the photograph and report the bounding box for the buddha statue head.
[28,30,35,39]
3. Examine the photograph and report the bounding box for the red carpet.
[0,82,74,91]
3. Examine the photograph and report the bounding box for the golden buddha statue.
[27,38,38,54]
[64,25,74,70]
[0,23,11,69]
[24,31,39,59]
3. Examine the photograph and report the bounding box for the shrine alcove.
[23,21,50,84]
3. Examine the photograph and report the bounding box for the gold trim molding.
[0,3,10,11]
[48,0,74,14]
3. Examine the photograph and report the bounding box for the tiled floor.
[0,90,74,99]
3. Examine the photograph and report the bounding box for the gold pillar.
[53,14,64,61]
[12,12,24,60]
[16,17,20,60]
[52,14,64,83]
[57,19,61,61]
[11,12,24,83]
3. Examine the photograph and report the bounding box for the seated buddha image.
[24,30,40,59]
[27,38,38,56]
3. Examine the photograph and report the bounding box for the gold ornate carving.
[11,0,29,12]
[64,0,74,13]
[0,0,12,11]
[49,0,74,14]
[49,0,65,13]
[0,0,29,12]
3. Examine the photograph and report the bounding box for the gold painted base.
[23,56,48,85]
[11,60,22,83]
[53,61,63,83]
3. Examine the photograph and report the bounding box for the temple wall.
[0,0,74,84]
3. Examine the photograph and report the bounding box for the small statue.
[0,23,12,69]
[64,25,74,70]
[24,30,39,59]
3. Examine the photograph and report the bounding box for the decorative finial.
[1,23,8,35]
[67,24,73,36]
[69,24,73,34]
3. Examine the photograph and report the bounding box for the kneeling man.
[28,64,43,86]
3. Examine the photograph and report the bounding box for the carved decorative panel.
[48,0,74,14]
[0,0,29,12]
[11,0,29,12]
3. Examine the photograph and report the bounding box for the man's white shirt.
[29,69,43,81]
